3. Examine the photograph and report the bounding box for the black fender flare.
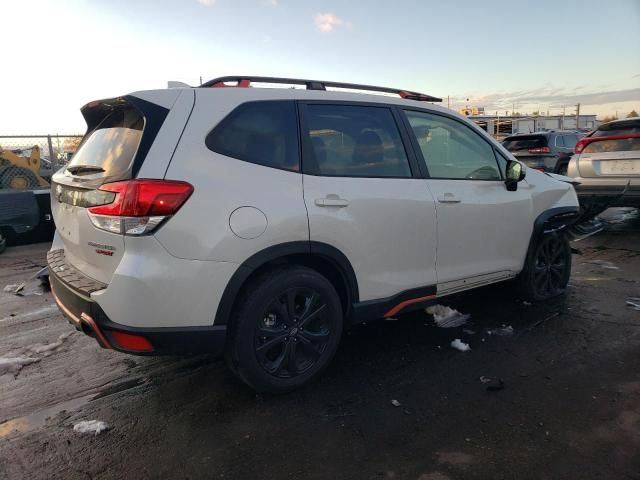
[213,241,359,325]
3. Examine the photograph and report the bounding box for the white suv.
[49,76,580,392]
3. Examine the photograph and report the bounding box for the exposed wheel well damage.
[214,242,358,326]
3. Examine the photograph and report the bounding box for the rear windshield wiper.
[66,165,105,175]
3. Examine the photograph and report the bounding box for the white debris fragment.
[587,260,619,270]
[626,299,640,311]
[479,376,492,384]
[391,399,401,407]
[488,325,514,336]
[73,420,110,435]
[3,283,25,294]
[463,329,476,335]
[0,356,40,376]
[27,332,74,355]
[426,305,470,328]
[450,339,470,352]
[385,317,399,321]
[523,301,532,306]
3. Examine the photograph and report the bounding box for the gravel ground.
[1,208,639,480]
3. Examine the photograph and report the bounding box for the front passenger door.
[402,109,533,293]
[300,103,438,303]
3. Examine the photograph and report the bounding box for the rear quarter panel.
[156,90,309,262]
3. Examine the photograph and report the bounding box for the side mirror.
[505,160,526,191]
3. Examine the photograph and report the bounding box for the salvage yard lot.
[1,209,639,480]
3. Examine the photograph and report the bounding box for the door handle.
[437,192,461,203]
[315,196,349,208]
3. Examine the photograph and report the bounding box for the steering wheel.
[465,166,499,180]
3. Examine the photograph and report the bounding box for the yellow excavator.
[0,145,50,189]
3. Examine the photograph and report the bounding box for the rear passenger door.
[299,102,438,303]
[401,109,533,293]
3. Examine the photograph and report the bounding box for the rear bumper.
[575,184,640,207]
[48,251,227,356]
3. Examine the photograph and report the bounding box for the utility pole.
[447,96,450,109]
[561,105,565,130]
[575,103,581,130]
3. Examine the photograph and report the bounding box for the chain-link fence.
[0,134,83,191]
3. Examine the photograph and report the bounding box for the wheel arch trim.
[213,241,359,325]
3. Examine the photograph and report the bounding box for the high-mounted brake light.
[87,179,193,235]
[528,146,551,154]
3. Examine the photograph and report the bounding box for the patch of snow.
[73,420,109,435]
[450,339,470,352]
[426,305,470,328]
[488,325,514,336]
[479,376,492,384]
[27,331,74,355]
[390,399,401,407]
[0,356,40,376]
[462,329,475,335]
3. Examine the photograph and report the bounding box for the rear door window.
[67,108,143,179]
[301,104,412,178]
[205,101,299,172]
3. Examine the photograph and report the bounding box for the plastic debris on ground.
[0,356,41,376]
[426,304,470,328]
[479,376,504,391]
[626,298,640,311]
[27,332,74,356]
[462,329,475,335]
[450,339,470,352]
[73,420,110,435]
[488,325,514,336]
[3,267,50,297]
[391,399,401,407]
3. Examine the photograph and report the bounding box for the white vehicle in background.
[48,76,580,392]
[568,117,640,215]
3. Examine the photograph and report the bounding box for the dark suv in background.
[502,131,584,175]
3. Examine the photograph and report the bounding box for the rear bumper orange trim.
[384,294,436,318]
[51,284,112,349]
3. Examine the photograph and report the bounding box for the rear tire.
[515,232,572,302]
[227,266,343,393]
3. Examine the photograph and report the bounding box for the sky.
[3,0,640,134]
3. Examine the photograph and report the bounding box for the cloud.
[197,0,216,6]
[264,0,278,5]
[314,13,352,33]
[451,87,640,112]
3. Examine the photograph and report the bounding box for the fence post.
[47,135,55,166]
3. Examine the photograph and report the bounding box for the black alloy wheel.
[532,234,570,298]
[255,288,330,378]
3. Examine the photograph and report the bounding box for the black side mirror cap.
[505,160,526,191]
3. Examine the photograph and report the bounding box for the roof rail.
[200,76,442,102]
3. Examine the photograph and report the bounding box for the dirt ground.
[1,209,639,480]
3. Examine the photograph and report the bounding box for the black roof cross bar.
[200,75,442,102]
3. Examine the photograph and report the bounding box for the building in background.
[467,113,599,140]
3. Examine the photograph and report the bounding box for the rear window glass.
[594,120,640,137]
[68,108,143,178]
[205,101,299,172]
[557,135,579,148]
[502,135,547,151]
[583,137,640,154]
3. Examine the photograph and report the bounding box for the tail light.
[574,138,589,154]
[87,179,193,235]
[527,146,550,154]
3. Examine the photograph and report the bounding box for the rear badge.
[88,241,116,256]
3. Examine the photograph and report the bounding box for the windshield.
[67,107,143,179]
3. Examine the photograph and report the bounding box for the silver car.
[568,118,640,212]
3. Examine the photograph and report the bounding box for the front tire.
[516,232,572,302]
[227,266,343,393]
